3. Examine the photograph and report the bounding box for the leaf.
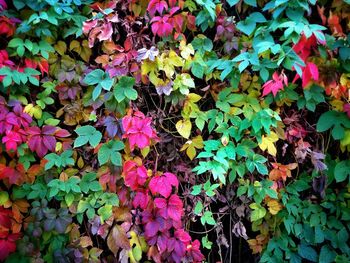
[194,201,203,215]
[114,76,137,102]
[236,18,256,35]
[74,125,102,148]
[191,185,202,195]
[316,111,350,140]
[107,225,130,256]
[97,140,124,166]
[249,203,266,221]
[201,211,216,225]
[298,244,317,262]
[84,69,105,85]
[258,131,279,156]
[149,172,178,198]
[267,199,282,215]
[334,160,350,182]
[319,245,336,263]
[176,119,192,139]
[180,135,204,160]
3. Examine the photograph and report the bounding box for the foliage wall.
[0,0,350,262]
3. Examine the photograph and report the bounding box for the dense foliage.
[0,0,350,262]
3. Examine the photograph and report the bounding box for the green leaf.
[201,211,216,225]
[244,0,257,6]
[97,140,124,166]
[316,111,350,140]
[191,185,202,195]
[74,125,102,148]
[319,245,336,263]
[334,160,350,182]
[65,193,75,206]
[237,18,256,35]
[249,203,266,221]
[194,201,203,215]
[84,69,105,85]
[114,76,137,102]
[298,244,317,262]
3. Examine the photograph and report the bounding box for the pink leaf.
[149,172,178,198]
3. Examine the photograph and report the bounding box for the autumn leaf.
[149,172,178,198]
[266,199,282,215]
[262,72,288,97]
[180,135,204,160]
[107,224,130,256]
[258,131,279,156]
[176,119,192,139]
[269,162,298,181]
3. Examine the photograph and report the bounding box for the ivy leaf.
[191,185,202,195]
[176,119,192,139]
[227,0,239,6]
[319,245,336,263]
[237,18,256,36]
[180,135,204,160]
[298,244,317,262]
[316,111,350,140]
[107,225,130,256]
[113,76,137,102]
[80,172,102,193]
[44,150,74,170]
[267,199,282,215]
[74,125,102,148]
[97,140,124,166]
[84,69,114,100]
[258,131,279,156]
[200,211,216,225]
[149,172,178,198]
[249,203,266,221]
[334,160,350,182]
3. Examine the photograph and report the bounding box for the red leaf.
[262,72,288,97]
[301,62,319,88]
[123,160,148,191]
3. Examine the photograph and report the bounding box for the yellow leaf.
[330,99,344,111]
[24,104,42,119]
[187,93,201,103]
[141,146,150,158]
[55,142,62,152]
[179,41,194,59]
[69,40,81,52]
[176,119,192,139]
[180,136,203,160]
[141,60,158,76]
[258,131,279,156]
[81,40,92,62]
[267,199,282,215]
[192,135,204,149]
[186,146,196,160]
[54,41,67,56]
[77,157,84,169]
[340,129,350,152]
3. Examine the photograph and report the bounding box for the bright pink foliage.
[149,172,178,198]
[147,0,168,17]
[155,194,184,221]
[150,7,184,37]
[122,110,158,151]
